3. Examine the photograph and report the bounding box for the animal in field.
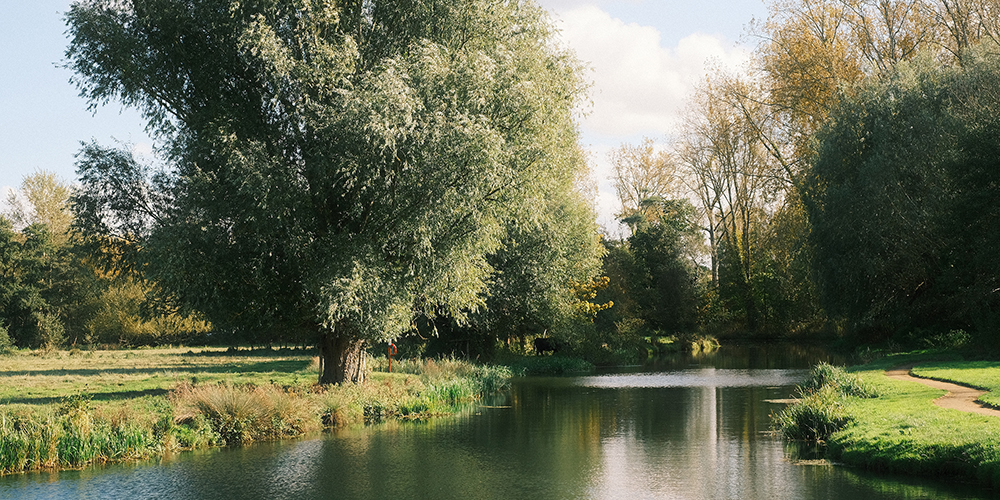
[533,337,565,355]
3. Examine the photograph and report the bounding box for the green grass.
[499,354,595,375]
[911,361,1000,407]
[773,363,877,441]
[0,348,512,475]
[0,347,316,405]
[779,352,1000,488]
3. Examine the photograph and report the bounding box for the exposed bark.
[318,327,367,385]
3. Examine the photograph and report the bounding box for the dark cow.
[533,337,565,355]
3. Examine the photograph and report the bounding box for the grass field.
[777,351,1000,488]
[0,347,317,406]
[0,346,511,475]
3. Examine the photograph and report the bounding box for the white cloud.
[557,5,752,139]
[548,5,753,232]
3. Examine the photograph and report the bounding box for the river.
[0,344,996,499]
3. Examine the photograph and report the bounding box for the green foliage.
[592,198,703,356]
[0,324,13,354]
[66,0,593,382]
[809,46,1000,343]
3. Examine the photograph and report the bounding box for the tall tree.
[66,0,589,383]
[677,77,781,332]
[809,47,1000,341]
[609,138,683,221]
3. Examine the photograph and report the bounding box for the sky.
[0,0,768,233]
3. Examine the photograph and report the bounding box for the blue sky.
[1,0,768,230]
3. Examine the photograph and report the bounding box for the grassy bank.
[775,352,1000,487]
[0,347,511,475]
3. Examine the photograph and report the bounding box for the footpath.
[885,364,1000,417]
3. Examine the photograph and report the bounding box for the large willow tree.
[66,0,588,383]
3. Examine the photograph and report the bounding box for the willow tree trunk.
[318,329,367,385]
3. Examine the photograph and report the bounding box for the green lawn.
[912,361,1000,407]
[0,347,317,405]
[824,352,1000,487]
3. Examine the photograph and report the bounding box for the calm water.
[1,344,997,499]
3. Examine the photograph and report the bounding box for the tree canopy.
[809,47,1000,341]
[66,0,592,382]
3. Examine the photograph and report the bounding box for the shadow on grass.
[0,359,313,379]
[3,388,171,406]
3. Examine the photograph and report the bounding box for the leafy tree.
[595,197,702,348]
[0,218,23,342]
[478,174,605,349]
[4,170,74,240]
[0,222,72,348]
[808,47,1000,342]
[66,0,589,383]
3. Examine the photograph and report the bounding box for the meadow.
[0,347,511,474]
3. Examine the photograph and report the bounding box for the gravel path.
[885,364,1000,417]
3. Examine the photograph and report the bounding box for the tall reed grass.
[170,382,321,445]
[0,397,166,474]
[774,363,878,441]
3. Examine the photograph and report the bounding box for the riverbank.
[777,351,1000,488]
[0,347,511,475]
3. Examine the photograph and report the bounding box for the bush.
[33,312,65,351]
[0,325,14,354]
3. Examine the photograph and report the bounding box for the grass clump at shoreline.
[0,396,171,473]
[171,382,319,445]
[0,348,512,475]
[774,363,877,441]
[321,358,512,425]
[501,355,595,375]
[776,352,1000,488]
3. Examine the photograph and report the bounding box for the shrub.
[0,324,13,354]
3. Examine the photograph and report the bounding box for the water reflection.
[0,346,995,499]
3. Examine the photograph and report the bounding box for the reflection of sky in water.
[262,439,324,498]
[574,368,810,388]
[1,361,995,499]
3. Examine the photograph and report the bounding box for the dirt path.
[885,364,1000,417]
